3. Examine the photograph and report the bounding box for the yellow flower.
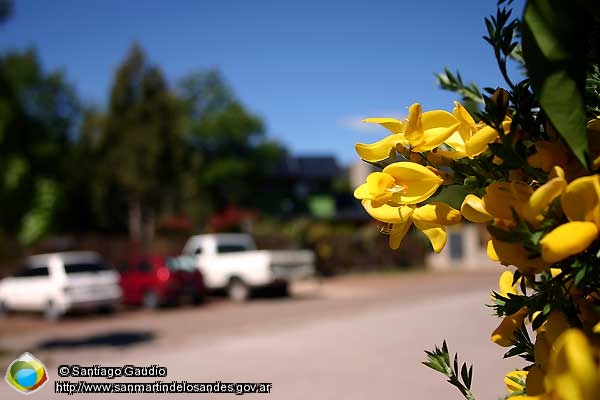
[491,306,529,347]
[544,329,600,400]
[353,162,443,206]
[355,103,460,162]
[488,238,550,274]
[528,141,570,172]
[436,102,512,159]
[540,174,600,263]
[460,172,569,273]
[498,270,519,298]
[360,200,461,252]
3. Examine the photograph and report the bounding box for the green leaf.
[425,184,470,210]
[487,224,520,242]
[521,0,590,167]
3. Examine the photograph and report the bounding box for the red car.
[119,255,206,309]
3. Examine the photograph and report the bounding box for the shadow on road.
[36,330,156,350]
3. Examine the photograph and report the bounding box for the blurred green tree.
[99,43,184,244]
[0,49,80,245]
[177,69,285,218]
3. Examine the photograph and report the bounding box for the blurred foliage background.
[0,1,427,274]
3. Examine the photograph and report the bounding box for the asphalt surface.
[0,269,519,399]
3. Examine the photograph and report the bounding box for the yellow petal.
[361,200,413,224]
[465,125,499,156]
[491,307,528,347]
[527,141,569,172]
[362,117,404,134]
[412,220,447,253]
[422,109,458,128]
[461,194,493,223]
[411,203,462,225]
[412,109,460,151]
[389,220,412,250]
[443,131,467,153]
[366,172,395,195]
[483,182,533,221]
[452,101,476,128]
[382,162,443,204]
[487,239,499,261]
[499,270,518,297]
[355,134,408,162]
[404,103,423,144]
[353,183,370,199]
[540,221,598,263]
[593,322,600,334]
[489,239,550,274]
[562,175,600,222]
[412,123,461,152]
[529,175,567,216]
[542,311,571,344]
[546,329,599,400]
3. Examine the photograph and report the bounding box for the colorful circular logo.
[5,352,49,395]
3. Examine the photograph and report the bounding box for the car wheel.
[0,300,8,317]
[192,293,205,305]
[44,300,63,321]
[142,290,160,310]
[227,278,250,302]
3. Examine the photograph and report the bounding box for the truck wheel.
[274,282,290,297]
[142,290,160,310]
[227,278,250,302]
[44,300,63,321]
[0,300,7,317]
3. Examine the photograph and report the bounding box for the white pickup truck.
[181,234,316,301]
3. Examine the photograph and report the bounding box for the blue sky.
[0,0,524,165]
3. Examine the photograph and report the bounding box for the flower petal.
[546,329,599,400]
[483,182,533,221]
[355,134,408,162]
[366,172,395,195]
[412,220,446,253]
[411,202,462,225]
[361,200,413,224]
[362,117,404,134]
[461,194,493,223]
[529,174,567,216]
[487,239,499,261]
[412,123,461,152]
[465,125,499,157]
[498,270,518,298]
[491,307,528,347]
[353,183,370,199]
[540,221,598,263]
[383,162,443,204]
[562,175,600,222]
[389,220,412,250]
[404,103,423,144]
[489,239,549,274]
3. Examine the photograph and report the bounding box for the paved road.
[0,270,518,399]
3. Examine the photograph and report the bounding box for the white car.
[0,251,121,319]
[182,234,316,301]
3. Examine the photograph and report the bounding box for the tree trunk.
[142,207,155,250]
[128,195,142,242]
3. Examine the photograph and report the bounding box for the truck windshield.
[64,262,109,274]
[217,244,248,253]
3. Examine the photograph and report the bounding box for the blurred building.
[269,154,368,220]
[425,224,496,270]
